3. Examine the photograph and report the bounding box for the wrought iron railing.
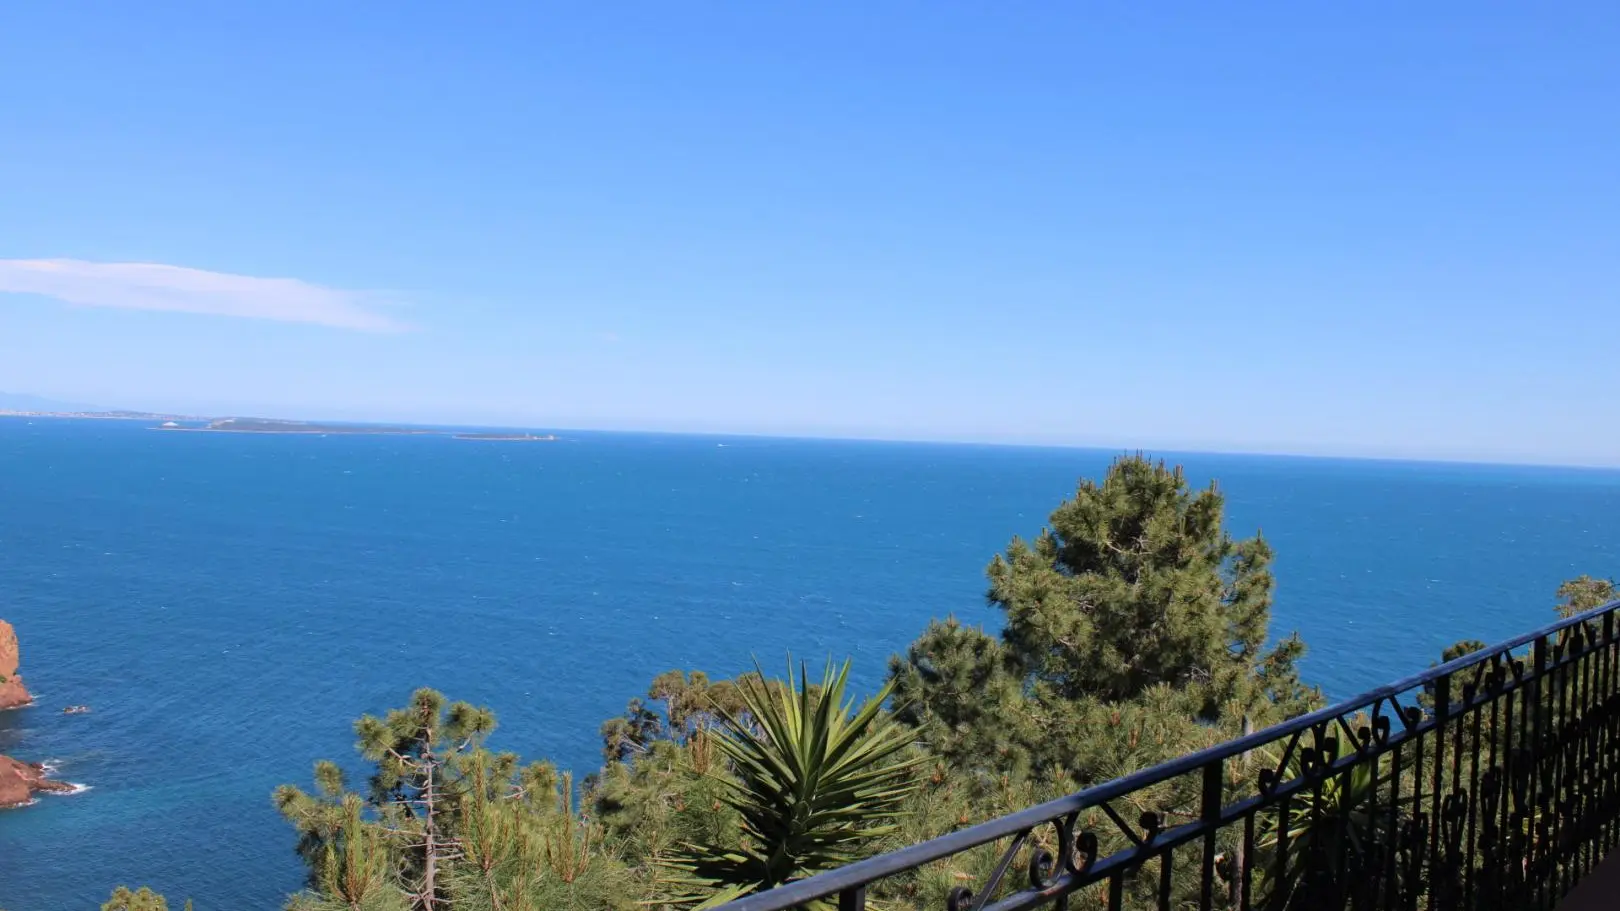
[715,600,1620,911]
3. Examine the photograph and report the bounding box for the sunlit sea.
[2,418,1617,909]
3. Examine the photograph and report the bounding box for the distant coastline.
[0,409,199,422]
[162,418,441,436]
[452,432,559,442]
[158,427,440,435]
[0,411,558,441]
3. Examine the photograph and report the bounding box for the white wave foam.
[43,783,91,796]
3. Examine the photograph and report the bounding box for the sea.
[0,417,1617,910]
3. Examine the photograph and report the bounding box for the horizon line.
[3,404,1618,473]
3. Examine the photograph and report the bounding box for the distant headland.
[165,418,558,440]
[0,410,559,441]
[0,408,199,421]
[165,417,441,435]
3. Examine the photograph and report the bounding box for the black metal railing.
[715,600,1620,911]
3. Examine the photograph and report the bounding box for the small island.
[452,432,559,442]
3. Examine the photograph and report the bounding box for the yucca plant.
[1254,736,1421,911]
[659,658,925,910]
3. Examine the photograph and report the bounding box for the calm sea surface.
[1,418,1617,909]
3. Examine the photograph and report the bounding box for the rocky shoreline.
[1,618,70,808]
[0,755,74,806]
[0,619,29,710]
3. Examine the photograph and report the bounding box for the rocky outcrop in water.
[0,755,72,808]
[0,618,31,710]
[0,619,67,808]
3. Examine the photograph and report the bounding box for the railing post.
[1430,671,1451,906]
[1531,635,1549,910]
[1200,758,1223,910]
[838,886,866,911]
[1605,610,1618,856]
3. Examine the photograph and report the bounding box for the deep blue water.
[1,418,1617,910]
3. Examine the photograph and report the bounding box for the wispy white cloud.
[0,258,404,331]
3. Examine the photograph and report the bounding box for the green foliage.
[591,736,737,863]
[988,455,1310,713]
[864,768,1067,909]
[101,887,180,911]
[658,659,924,909]
[1265,573,1616,911]
[1438,639,1489,664]
[1254,736,1418,911]
[1418,639,1488,715]
[887,617,1034,777]
[894,455,1319,792]
[881,456,1333,909]
[591,669,770,872]
[599,670,756,763]
[1555,574,1616,618]
[444,760,634,911]
[277,688,496,910]
[277,690,639,911]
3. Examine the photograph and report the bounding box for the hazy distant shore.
[0,410,198,422]
[156,426,439,436]
[2,411,557,441]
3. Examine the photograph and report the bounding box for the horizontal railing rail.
[715,599,1620,911]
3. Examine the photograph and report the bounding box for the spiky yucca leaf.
[659,658,924,909]
[1254,736,1421,911]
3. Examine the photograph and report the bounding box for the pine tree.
[988,455,1311,717]
[278,692,640,911]
[886,617,1034,776]
[599,670,755,763]
[1555,574,1616,618]
[100,887,186,911]
[353,689,496,911]
[893,455,1318,790]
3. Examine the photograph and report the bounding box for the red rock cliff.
[0,755,72,808]
[0,619,30,710]
[0,619,66,809]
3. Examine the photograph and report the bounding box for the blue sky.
[1,4,1617,465]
